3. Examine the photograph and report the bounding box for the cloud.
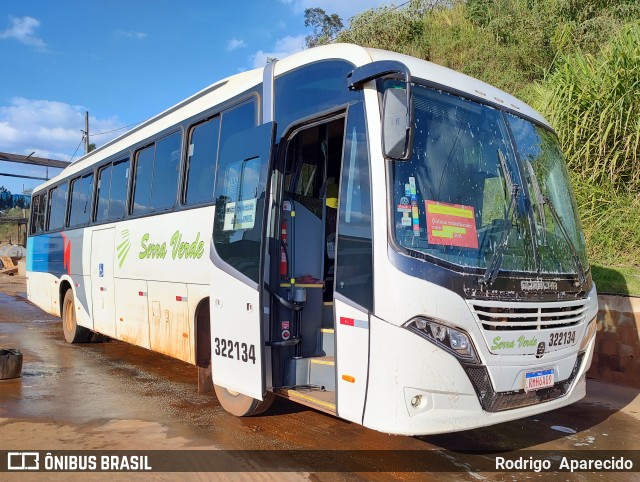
[279,0,390,20]
[226,38,247,52]
[250,35,305,68]
[0,98,126,162]
[0,16,46,48]
[114,28,147,39]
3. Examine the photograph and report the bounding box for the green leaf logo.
[117,229,131,268]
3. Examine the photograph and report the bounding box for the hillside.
[332,0,640,294]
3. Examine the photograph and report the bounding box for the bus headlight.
[406,317,479,364]
[579,317,597,352]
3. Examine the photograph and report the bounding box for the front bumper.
[362,314,594,436]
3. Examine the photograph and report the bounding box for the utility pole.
[22,183,26,246]
[84,111,90,154]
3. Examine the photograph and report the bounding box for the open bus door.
[209,122,276,415]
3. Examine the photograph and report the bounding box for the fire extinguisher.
[280,219,288,279]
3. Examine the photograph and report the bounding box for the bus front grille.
[463,353,584,412]
[468,299,588,331]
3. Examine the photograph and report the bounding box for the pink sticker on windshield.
[425,200,478,249]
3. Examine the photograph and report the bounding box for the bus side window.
[68,173,93,228]
[184,117,220,206]
[109,158,129,219]
[132,146,154,215]
[47,183,68,231]
[152,133,181,211]
[212,100,265,282]
[30,192,47,234]
[335,103,373,311]
[95,164,113,222]
[132,132,181,214]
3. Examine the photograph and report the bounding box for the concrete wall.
[588,294,640,388]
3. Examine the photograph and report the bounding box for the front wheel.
[62,290,92,343]
[213,384,274,416]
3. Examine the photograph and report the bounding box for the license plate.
[525,369,554,392]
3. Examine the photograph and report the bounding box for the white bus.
[27,44,598,435]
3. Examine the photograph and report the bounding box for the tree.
[304,8,344,48]
[0,186,12,210]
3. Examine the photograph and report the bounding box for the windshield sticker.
[409,177,417,196]
[425,200,478,248]
[397,196,411,213]
[409,177,420,236]
[223,199,257,231]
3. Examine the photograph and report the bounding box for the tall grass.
[533,24,640,192]
[573,178,640,268]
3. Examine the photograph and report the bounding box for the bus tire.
[213,384,274,417]
[62,290,92,344]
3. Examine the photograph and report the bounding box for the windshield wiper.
[542,195,586,286]
[524,159,547,246]
[480,149,522,286]
[480,183,520,286]
[524,157,586,286]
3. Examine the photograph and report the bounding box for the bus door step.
[309,356,335,391]
[274,386,336,415]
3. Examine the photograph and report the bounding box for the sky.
[0,0,390,194]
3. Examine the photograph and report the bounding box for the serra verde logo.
[116,229,205,266]
[138,231,205,260]
[491,335,538,351]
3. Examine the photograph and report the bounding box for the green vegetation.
[304,8,344,48]
[591,264,640,296]
[0,207,26,245]
[310,0,640,294]
[534,24,640,191]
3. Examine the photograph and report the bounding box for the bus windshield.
[388,83,587,276]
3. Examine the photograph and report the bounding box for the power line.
[69,135,85,162]
[69,121,141,161]
[91,122,142,137]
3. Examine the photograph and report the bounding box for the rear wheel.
[62,290,92,343]
[214,384,274,416]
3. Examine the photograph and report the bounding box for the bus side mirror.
[382,88,412,160]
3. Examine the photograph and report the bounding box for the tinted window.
[68,173,94,227]
[132,146,154,214]
[275,60,358,137]
[95,158,130,222]
[184,117,220,205]
[109,159,129,219]
[47,183,68,231]
[132,131,181,214]
[213,101,268,283]
[335,103,373,311]
[151,132,181,210]
[221,101,256,141]
[95,164,112,222]
[30,192,47,234]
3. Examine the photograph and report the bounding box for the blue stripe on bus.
[26,233,67,276]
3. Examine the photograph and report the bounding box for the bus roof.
[37,43,549,192]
